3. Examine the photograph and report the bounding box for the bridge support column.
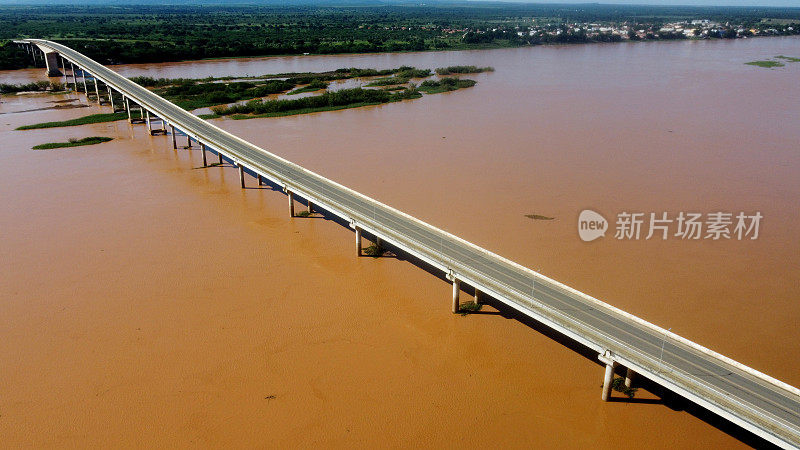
[375,237,383,253]
[452,278,461,314]
[146,110,152,134]
[239,165,245,188]
[93,78,100,103]
[600,357,619,401]
[125,98,132,122]
[218,151,223,165]
[82,70,88,95]
[355,227,362,256]
[288,191,295,217]
[60,56,68,84]
[257,174,263,185]
[70,63,77,91]
[201,143,207,167]
[44,51,61,77]
[308,201,314,214]
[107,85,115,111]
[625,368,635,388]
[474,288,481,305]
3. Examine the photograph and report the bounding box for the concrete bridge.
[17,39,800,449]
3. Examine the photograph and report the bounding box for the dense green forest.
[2,3,799,69]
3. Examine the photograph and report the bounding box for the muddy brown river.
[1,37,798,447]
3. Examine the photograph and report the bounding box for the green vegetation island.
[745,54,800,68]
[32,136,113,150]
[12,65,490,129]
[1,2,799,69]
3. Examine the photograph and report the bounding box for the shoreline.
[5,34,798,73]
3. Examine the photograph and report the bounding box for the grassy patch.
[525,214,554,221]
[155,79,296,110]
[16,112,128,130]
[365,76,409,87]
[362,245,383,257]
[458,301,483,315]
[745,60,784,68]
[435,65,495,75]
[417,78,477,94]
[32,136,113,150]
[611,376,638,399]
[1,81,66,94]
[365,67,431,87]
[213,87,420,118]
[776,55,800,62]
[287,80,328,95]
[296,210,311,217]
[227,102,387,120]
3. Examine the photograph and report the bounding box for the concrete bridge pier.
[625,368,636,388]
[70,63,78,91]
[29,45,38,66]
[81,70,89,95]
[43,51,62,77]
[288,191,295,217]
[128,105,145,123]
[257,174,263,185]
[170,126,177,149]
[144,112,168,135]
[308,201,314,214]
[218,151,223,165]
[201,143,207,167]
[93,77,101,103]
[125,98,132,122]
[452,278,461,313]
[107,85,115,111]
[60,56,68,84]
[375,237,383,253]
[599,352,618,401]
[474,288,481,305]
[355,227,362,256]
[238,164,245,188]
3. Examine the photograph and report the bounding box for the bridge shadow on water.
[208,149,778,449]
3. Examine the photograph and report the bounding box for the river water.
[1,37,798,447]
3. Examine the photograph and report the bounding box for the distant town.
[451,18,798,45]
